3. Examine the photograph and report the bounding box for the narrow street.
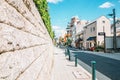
[68,48,120,80]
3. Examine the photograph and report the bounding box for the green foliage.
[66,38,72,46]
[95,46,104,52]
[33,0,55,39]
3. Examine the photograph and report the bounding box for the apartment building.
[83,16,111,49]
[67,16,91,48]
[75,20,88,48]
[68,16,80,47]
[66,16,111,49]
[116,20,120,36]
[111,19,120,36]
[65,25,72,42]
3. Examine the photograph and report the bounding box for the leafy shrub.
[95,46,104,52]
[33,0,55,39]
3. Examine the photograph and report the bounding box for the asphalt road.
[69,48,120,80]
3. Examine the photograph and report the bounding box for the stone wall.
[0,0,54,80]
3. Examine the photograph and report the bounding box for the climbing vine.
[33,0,55,39]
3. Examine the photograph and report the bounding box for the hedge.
[33,0,55,39]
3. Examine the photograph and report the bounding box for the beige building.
[71,17,88,48]
[83,16,111,49]
[67,16,80,47]
[111,19,120,36]
[66,16,112,49]
[75,20,88,48]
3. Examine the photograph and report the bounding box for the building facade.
[75,20,88,48]
[83,16,111,49]
[66,16,112,49]
[111,19,120,36]
[67,16,80,47]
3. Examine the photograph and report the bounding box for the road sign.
[98,32,105,36]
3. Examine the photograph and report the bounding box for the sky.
[47,0,120,38]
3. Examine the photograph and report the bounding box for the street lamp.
[108,8,116,51]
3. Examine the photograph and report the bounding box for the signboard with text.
[98,32,105,36]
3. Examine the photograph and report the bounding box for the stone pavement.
[51,47,92,80]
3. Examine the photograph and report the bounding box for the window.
[91,28,92,32]
[93,27,95,31]
[103,21,105,23]
[90,42,91,47]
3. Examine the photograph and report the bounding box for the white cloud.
[55,29,66,38]
[47,0,63,4]
[52,26,61,30]
[99,2,114,8]
[109,18,113,21]
[109,17,118,22]
[52,26,66,37]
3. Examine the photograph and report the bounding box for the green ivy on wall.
[33,0,55,39]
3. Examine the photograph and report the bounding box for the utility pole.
[103,26,106,53]
[113,9,117,51]
[109,9,117,51]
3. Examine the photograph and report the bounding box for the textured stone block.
[0,0,53,80]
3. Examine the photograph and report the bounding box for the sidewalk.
[51,47,92,80]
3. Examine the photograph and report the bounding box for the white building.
[75,20,88,48]
[68,16,90,48]
[69,16,80,47]
[61,30,67,38]
[66,16,112,49]
[111,19,120,36]
[76,20,89,34]
[83,16,111,49]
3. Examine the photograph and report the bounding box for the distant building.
[83,16,111,49]
[75,20,88,48]
[66,24,72,37]
[67,16,80,47]
[66,16,112,49]
[61,30,67,38]
[111,19,120,36]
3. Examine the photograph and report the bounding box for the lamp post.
[108,8,116,51]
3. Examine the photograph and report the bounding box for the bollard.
[75,54,77,67]
[68,50,71,61]
[91,61,96,80]
[67,48,69,55]
[65,48,71,60]
[67,48,71,61]
[65,49,67,56]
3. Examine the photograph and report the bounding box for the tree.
[66,38,72,46]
